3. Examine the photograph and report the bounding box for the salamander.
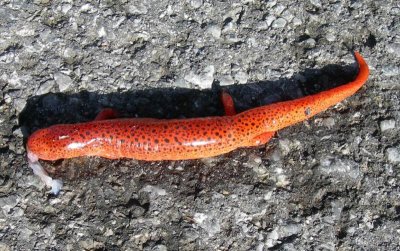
[26,52,369,195]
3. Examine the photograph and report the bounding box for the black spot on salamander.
[174,137,181,145]
[164,138,170,143]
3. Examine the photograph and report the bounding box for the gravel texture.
[1,0,400,250]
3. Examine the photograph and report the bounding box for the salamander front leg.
[221,90,237,116]
[27,150,63,195]
[245,132,275,147]
[95,108,119,121]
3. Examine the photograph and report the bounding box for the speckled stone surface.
[1,1,399,250]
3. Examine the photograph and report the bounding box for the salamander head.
[27,124,99,160]
[27,127,57,160]
[26,128,64,195]
[27,125,78,161]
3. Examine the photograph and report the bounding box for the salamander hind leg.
[95,108,119,120]
[244,132,275,147]
[221,90,237,116]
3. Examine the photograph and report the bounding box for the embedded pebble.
[275,173,289,187]
[303,38,316,48]
[381,65,400,77]
[387,43,400,58]
[12,98,26,113]
[173,77,192,88]
[379,119,396,131]
[265,16,276,27]
[270,149,282,162]
[15,26,35,37]
[62,48,77,63]
[278,139,292,156]
[12,127,23,138]
[126,4,148,15]
[19,228,33,241]
[98,27,107,38]
[292,17,302,26]
[326,33,336,42]
[282,10,294,22]
[234,71,249,84]
[0,243,11,251]
[193,213,221,237]
[322,117,336,128]
[189,0,203,9]
[310,0,322,8]
[0,195,20,214]
[80,3,96,13]
[79,239,105,250]
[266,224,301,248]
[184,65,215,89]
[206,25,221,39]
[386,147,400,163]
[319,156,360,179]
[35,80,55,95]
[274,5,286,15]
[54,72,73,92]
[252,164,268,178]
[153,245,168,251]
[218,75,234,86]
[141,185,167,196]
[272,18,287,28]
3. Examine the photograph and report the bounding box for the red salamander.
[26,52,369,194]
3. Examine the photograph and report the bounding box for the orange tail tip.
[353,51,369,85]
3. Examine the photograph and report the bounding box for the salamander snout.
[27,124,91,160]
[27,125,73,161]
[26,128,54,160]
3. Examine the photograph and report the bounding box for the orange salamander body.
[26,52,369,195]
